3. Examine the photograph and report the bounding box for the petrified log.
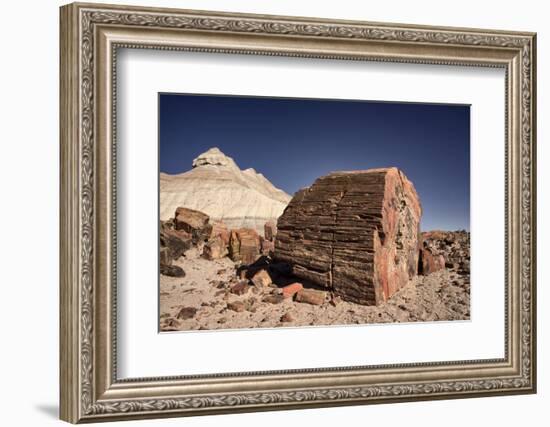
[295,289,327,306]
[274,167,422,305]
[229,228,261,265]
[174,207,212,243]
[209,221,230,246]
[202,235,229,260]
[159,224,192,260]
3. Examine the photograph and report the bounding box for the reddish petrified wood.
[229,228,261,265]
[209,221,230,246]
[274,167,422,305]
[418,248,446,275]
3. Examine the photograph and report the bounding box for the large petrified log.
[274,167,422,305]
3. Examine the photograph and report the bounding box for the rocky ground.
[159,200,470,332]
[159,246,470,332]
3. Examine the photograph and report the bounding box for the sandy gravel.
[159,249,470,332]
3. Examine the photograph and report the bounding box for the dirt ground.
[159,248,470,332]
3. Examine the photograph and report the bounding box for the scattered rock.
[230,281,250,296]
[227,301,246,312]
[262,295,285,304]
[275,167,422,306]
[421,230,470,274]
[176,307,197,320]
[251,269,272,288]
[280,312,294,322]
[282,282,303,299]
[295,289,327,306]
[160,264,186,277]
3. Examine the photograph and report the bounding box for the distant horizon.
[159,93,470,232]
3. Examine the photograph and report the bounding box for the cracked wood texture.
[275,168,422,305]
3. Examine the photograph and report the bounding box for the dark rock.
[176,307,197,320]
[160,226,192,260]
[174,207,212,243]
[160,264,186,277]
[268,262,292,277]
[274,168,422,305]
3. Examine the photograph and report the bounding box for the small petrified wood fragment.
[274,168,422,305]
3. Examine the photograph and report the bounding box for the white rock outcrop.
[160,147,292,235]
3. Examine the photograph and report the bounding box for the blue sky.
[159,93,470,231]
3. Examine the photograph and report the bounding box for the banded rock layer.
[274,168,422,305]
[160,147,291,235]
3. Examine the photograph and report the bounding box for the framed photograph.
[60,2,537,423]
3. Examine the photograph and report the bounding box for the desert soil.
[159,248,470,332]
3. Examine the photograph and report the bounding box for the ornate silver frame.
[60,2,537,423]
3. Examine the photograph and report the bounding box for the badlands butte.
[159,148,470,332]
